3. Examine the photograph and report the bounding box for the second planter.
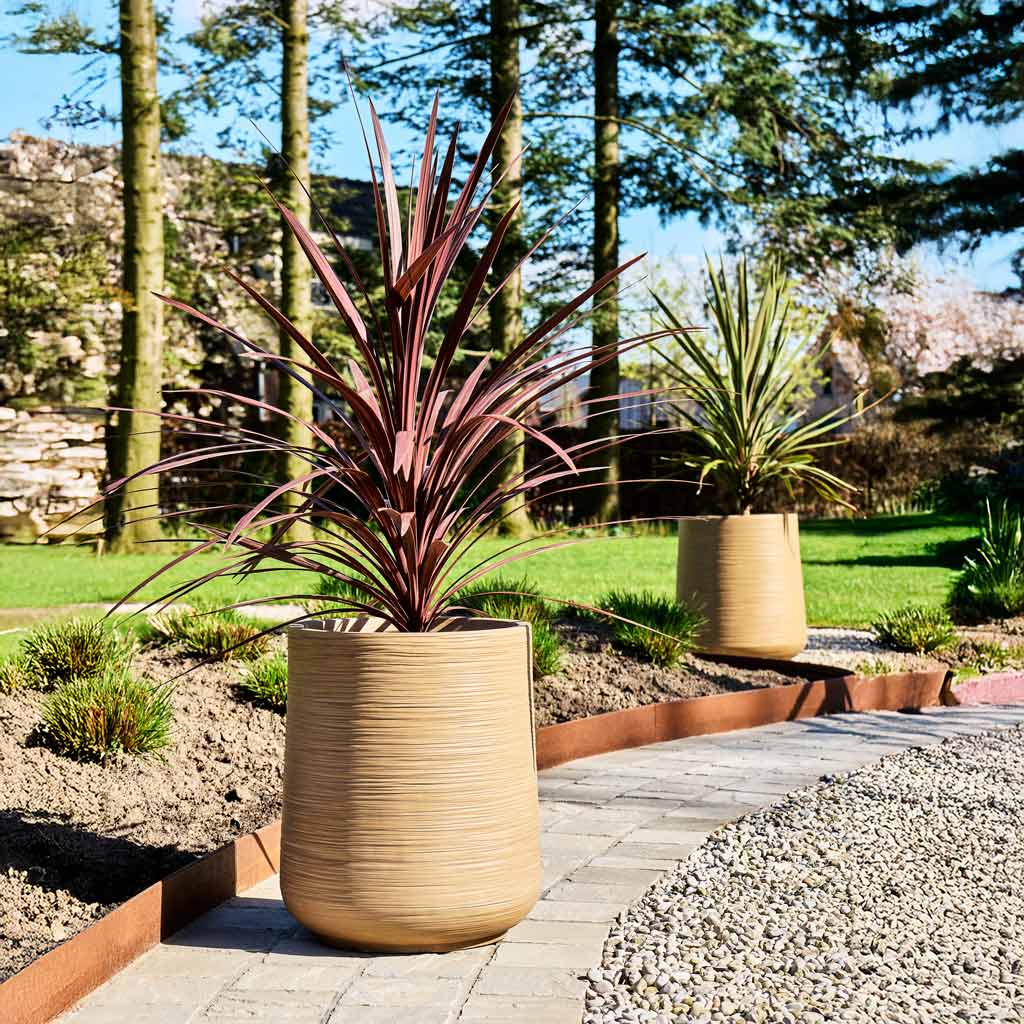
[677,512,807,659]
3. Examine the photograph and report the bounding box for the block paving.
[57,704,1024,1023]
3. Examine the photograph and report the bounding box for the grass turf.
[0,514,975,639]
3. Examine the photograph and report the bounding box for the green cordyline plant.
[95,95,679,636]
[654,256,871,515]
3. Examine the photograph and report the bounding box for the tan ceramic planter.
[281,617,540,952]
[677,513,807,659]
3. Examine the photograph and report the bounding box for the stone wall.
[0,407,105,542]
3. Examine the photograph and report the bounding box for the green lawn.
[0,513,975,636]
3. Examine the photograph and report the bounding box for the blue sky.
[1,1,1020,291]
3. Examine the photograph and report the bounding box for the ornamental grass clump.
[21,617,133,690]
[147,606,270,661]
[0,656,26,694]
[599,590,705,668]
[948,501,1024,622]
[654,257,871,513]
[455,576,562,677]
[41,664,173,760]
[239,653,288,711]
[97,94,670,639]
[871,604,957,655]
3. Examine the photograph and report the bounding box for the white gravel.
[796,627,917,673]
[585,726,1024,1024]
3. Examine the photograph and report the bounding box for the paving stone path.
[58,704,1024,1024]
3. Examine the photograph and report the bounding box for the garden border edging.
[1,662,955,1024]
[534,659,953,768]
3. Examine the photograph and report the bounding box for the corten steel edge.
[1,661,957,1024]
[533,658,953,768]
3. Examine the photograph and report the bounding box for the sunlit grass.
[0,513,975,633]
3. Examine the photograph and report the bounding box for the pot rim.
[288,615,528,640]
[678,512,800,523]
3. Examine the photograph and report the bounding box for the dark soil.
[0,647,286,982]
[0,626,810,981]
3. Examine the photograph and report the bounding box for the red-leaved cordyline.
[100,94,684,633]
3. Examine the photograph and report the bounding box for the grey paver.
[52,705,1024,1024]
[340,975,467,1007]
[473,964,586,997]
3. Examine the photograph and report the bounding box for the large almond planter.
[281,617,540,953]
[677,512,807,659]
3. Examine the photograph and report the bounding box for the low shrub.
[870,604,957,654]
[599,590,706,668]
[148,606,270,661]
[529,622,563,678]
[952,638,1024,676]
[947,501,1024,622]
[455,576,562,677]
[854,656,897,678]
[0,655,26,694]
[455,576,553,623]
[21,617,132,690]
[41,664,173,760]
[239,653,288,711]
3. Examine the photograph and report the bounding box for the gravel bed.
[585,726,1024,1024]
[794,627,934,674]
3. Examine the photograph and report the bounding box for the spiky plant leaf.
[654,256,872,514]
[97,94,674,635]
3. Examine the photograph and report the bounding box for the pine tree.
[488,0,532,534]
[791,0,1024,279]
[586,0,621,522]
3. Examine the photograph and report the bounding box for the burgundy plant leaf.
[102,90,683,635]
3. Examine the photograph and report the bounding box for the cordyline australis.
[100,95,683,633]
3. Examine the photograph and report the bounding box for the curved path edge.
[26,703,1023,1024]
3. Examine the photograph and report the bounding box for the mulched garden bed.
[0,648,286,982]
[0,623,826,982]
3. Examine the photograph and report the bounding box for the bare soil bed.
[0,625,819,981]
[534,621,802,726]
[0,648,286,982]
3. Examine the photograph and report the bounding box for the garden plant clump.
[0,655,26,694]
[456,576,563,677]
[948,500,1024,622]
[870,604,957,654]
[5,616,175,763]
[585,727,1024,1024]
[41,663,173,759]
[20,616,133,689]
[599,590,705,668]
[239,653,288,711]
[146,605,271,661]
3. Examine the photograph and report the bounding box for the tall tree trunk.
[489,0,531,536]
[584,0,621,523]
[279,0,314,541]
[107,0,164,552]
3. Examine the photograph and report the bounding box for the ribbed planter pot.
[677,513,807,659]
[281,617,540,953]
